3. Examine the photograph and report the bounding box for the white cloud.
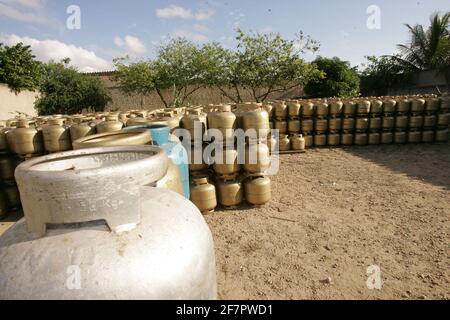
[0,0,45,9]
[114,35,147,55]
[259,26,273,34]
[156,5,193,19]
[0,33,112,72]
[0,2,48,25]
[193,24,210,33]
[172,29,208,42]
[156,5,215,21]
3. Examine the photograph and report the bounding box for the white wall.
[0,84,38,120]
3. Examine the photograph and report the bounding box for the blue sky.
[0,0,449,72]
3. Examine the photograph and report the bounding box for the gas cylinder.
[244,176,271,207]
[354,133,368,145]
[274,120,288,134]
[437,113,450,127]
[216,179,244,209]
[278,134,291,151]
[408,130,422,143]
[370,100,383,115]
[314,134,327,147]
[329,101,343,117]
[411,98,425,114]
[397,99,411,114]
[395,116,409,129]
[355,118,369,131]
[242,109,270,139]
[187,143,209,172]
[8,119,44,156]
[342,118,355,131]
[440,96,450,112]
[304,135,313,148]
[302,102,314,118]
[3,183,20,210]
[213,147,241,178]
[382,116,395,130]
[287,101,301,119]
[96,115,124,133]
[381,132,393,144]
[357,100,371,116]
[0,146,217,299]
[207,105,236,143]
[394,131,407,144]
[69,121,96,143]
[266,134,277,153]
[159,111,181,133]
[301,119,314,133]
[263,103,274,118]
[423,115,437,129]
[0,189,8,218]
[328,118,342,132]
[369,117,381,131]
[341,133,354,145]
[435,129,449,142]
[291,134,306,151]
[409,115,424,129]
[181,110,207,142]
[42,118,72,153]
[315,119,328,133]
[327,133,340,146]
[383,99,396,114]
[73,129,152,149]
[368,133,380,145]
[425,98,440,113]
[288,119,300,134]
[0,127,13,153]
[421,131,434,143]
[244,142,270,174]
[273,101,287,119]
[315,102,328,118]
[0,156,16,181]
[190,177,217,214]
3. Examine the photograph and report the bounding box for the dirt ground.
[205,142,450,300]
[1,142,448,300]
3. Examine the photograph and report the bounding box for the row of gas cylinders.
[266,94,450,120]
[276,129,450,149]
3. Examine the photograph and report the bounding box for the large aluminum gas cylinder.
[0,146,217,299]
[73,129,152,149]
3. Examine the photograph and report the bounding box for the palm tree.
[395,12,449,71]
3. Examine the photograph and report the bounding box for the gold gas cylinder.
[187,143,209,172]
[327,133,340,146]
[262,103,274,118]
[408,115,424,129]
[421,131,434,143]
[4,183,20,210]
[395,116,409,129]
[342,118,355,131]
[279,134,291,151]
[368,133,380,145]
[354,133,368,145]
[42,118,72,153]
[382,116,395,130]
[314,134,327,147]
[181,109,208,142]
[288,119,300,134]
[440,96,450,112]
[287,101,301,119]
[244,142,270,174]
[383,99,396,114]
[328,118,342,132]
[381,132,393,144]
[73,129,151,149]
[425,98,440,113]
[329,101,343,117]
[408,130,422,143]
[190,177,217,214]
[0,156,16,181]
[0,189,8,218]
[69,121,96,143]
[315,119,328,133]
[291,134,306,151]
[8,119,44,156]
[357,100,371,116]
[423,115,437,129]
[273,101,287,119]
[437,113,450,127]
[355,118,369,131]
[266,134,277,153]
[274,120,288,134]
[160,111,181,132]
[301,119,314,133]
[435,129,449,142]
[96,115,124,134]
[242,109,270,139]
[126,117,152,127]
[304,135,313,148]
[216,179,244,209]
[244,176,271,207]
[156,159,184,197]
[207,105,236,143]
[394,131,407,144]
[411,98,425,114]
[371,100,383,115]
[213,147,241,178]
[118,112,129,124]
[369,117,381,131]
[397,99,412,114]
[302,102,314,118]
[315,102,329,118]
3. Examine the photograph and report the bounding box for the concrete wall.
[0,84,38,120]
[387,69,449,96]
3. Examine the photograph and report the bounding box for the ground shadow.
[341,141,450,190]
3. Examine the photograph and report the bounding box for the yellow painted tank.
[328,118,342,132]
[288,119,300,134]
[368,133,380,145]
[216,179,244,209]
[329,101,343,117]
[382,116,395,130]
[242,109,271,139]
[421,131,434,143]
[187,143,209,172]
[301,119,314,133]
[207,105,236,143]
[279,134,291,151]
[397,98,411,114]
[287,101,301,119]
[302,102,314,118]
[244,176,271,207]
[408,130,422,143]
[315,119,328,133]
[213,147,241,178]
[410,98,425,114]
[273,101,287,119]
[395,116,408,129]
[69,121,96,143]
[314,134,327,147]
[383,99,396,114]
[357,100,371,116]
[181,110,207,142]
[190,177,217,214]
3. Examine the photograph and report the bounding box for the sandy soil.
[205,142,450,300]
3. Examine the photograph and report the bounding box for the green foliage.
[360,55,413,96]
[35,61,111,115]
[305,57,360,98]
[0,42,43,93]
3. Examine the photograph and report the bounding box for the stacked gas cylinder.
[183,103,272,214]
[266,94,450,148]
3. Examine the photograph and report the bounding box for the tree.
[35,60,111,115]
[0,42,43,93]
[305,57,360,98]
[395,12,449,71]
[360,55,413,96]
[213,29,323,103]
